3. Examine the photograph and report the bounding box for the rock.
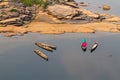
[97,16,106,21]
[62,2,78,8]
[4,33,17,37]
[77,8,99,19]
[102,5,110,10]
[57,0,75,3]
[80,2,88,6]
[73,15,92,21]
[1,15,9,20]
[24,10,31,15]
[6,20,22,26]
[105,16,120,22]
[47,4,80,19]
[19,8,26,14]
[9,12,20,18]
[22,15,31,21]
[0,16,24,26]
[0,5,6,9]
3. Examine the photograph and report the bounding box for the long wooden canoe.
[37,42,56,50]
[35,42,53,52]
[34,49,48,61]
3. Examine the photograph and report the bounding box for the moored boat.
[81,46,87,52]
[81,42,87,52]
[37,42,56,50]
[34,49,48,61]
[90,42,98,52]
[35,42,53,52]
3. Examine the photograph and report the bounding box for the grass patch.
[20,0,50,8]
[10,8,18,12]
[35,0,43,5]
[42,0,50,9]
[20,0,34,6]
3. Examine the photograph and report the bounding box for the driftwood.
[34,49,48,61]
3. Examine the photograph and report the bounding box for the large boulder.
[47,4,80,19]
[102,5,110,10]
[77,8,99,19]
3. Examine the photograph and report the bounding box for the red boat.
[81,42,87,52]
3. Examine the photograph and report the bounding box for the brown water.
[0,32,120,80]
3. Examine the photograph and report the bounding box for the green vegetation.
[10,8,18,12]
[1,11,7,15]
[42,0,50,9]
[20,0,34,6]
[19,0,50,8]
[34,0,43,5]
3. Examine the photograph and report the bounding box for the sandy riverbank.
[0,21,120,37]
[1,1,120,37]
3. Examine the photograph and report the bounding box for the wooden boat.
[34,49,48,61]
[90,42,98,52]
[35,42,53,52]
[81,46,87,52]
[37,42,56,50]
[81,42,87,52]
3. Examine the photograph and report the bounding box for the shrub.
[42,0,50,9]
[35,0,43,5]
[20,0,34,6]
[10,8,18,12]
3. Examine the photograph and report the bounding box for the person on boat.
[81,41,87,52]
[81,38,87,51]
[81,38,86,42]
[81,42,87,47]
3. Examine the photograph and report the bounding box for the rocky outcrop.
[0,2,37,26]
[62,2,78,8]
[102,5,110,10]
[47,4,80,19]
[47,4,104,23]
[80,2,88,6]
[50,0,75,3]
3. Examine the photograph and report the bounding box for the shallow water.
[0,32,120,80]
[75,0,120,16]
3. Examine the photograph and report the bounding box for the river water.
[0,0,120,80]
[0,32,120,80]
[76,0,120,16]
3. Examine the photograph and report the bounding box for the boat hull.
[34,49,48,61]
[90,43,98,52]
[37,42,56,50]
[81,46,87,52]
[35,42,53,52]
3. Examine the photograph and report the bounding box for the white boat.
[90,42,98,52]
